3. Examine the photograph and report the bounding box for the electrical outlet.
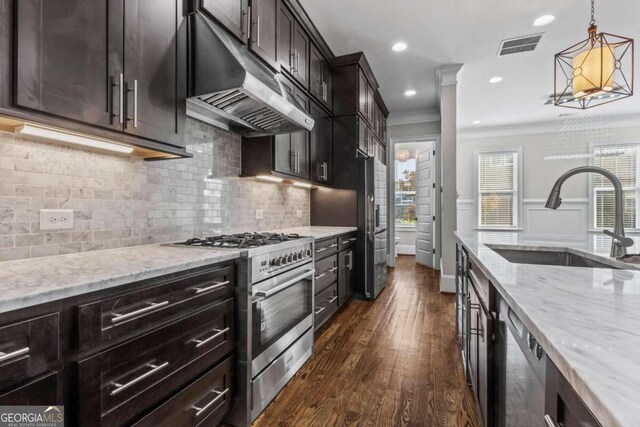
[255,209,264,220]
[296,210,303,218]
[40,209,74,230]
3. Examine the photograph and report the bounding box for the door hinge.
[432,183,436,189]
[433,150,436,155]
[432,249,436,254]
[433,215,436,221]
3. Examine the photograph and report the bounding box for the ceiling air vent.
[498,34,543,56]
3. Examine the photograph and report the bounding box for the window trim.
[588,141,640,232]
[474,148,523,230]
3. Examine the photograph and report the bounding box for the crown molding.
[387,109,441,126]
[458,113,640,140]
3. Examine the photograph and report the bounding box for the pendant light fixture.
[554,0,633,109]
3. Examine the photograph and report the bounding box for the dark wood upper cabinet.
[249,0,278,68]
[309,43,332,111]
[277,3,308,88]
[13,0,186,150]
[277,4,294,72]
[15,0,122,131]
[202,0,249,42]
[123,0,185,147]
[292,21,309,88]
[357,70,368,119]
[309,101,331,184]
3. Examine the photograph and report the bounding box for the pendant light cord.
[590,0,596,26]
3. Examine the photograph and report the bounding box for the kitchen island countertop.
[456,231,640,427]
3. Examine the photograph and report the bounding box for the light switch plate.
[40,209,74,230]
[255,209,264,220]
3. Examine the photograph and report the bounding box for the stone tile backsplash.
[0,118,310,261]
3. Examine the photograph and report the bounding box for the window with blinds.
[593,145,639,229]
[477,151,519,228]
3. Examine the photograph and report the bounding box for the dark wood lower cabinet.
[338,248,355,308]
[545,359,601,427]
[133,357,233,427]
[0,371,61,405]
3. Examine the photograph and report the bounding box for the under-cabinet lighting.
[14,124,134,154]
[293,182,313,188]
[256,175,283,183]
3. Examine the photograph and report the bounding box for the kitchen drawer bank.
[0,250,239,427]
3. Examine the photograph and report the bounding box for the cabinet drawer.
[133,357,233,427]
[77,264,233,351]
[315,237,338,258]
[314,283,338,329]
[314,254,338,295]
[77,299,233,427]
[0,371,61,405]
[0,313,59,391]
[338,233,357,250]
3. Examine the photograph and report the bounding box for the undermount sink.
[488,246,626,269]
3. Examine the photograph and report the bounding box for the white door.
[415,142,436,268]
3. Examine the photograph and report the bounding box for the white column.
[436,64,463,293]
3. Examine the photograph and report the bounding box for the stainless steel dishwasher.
[497,297,546,427]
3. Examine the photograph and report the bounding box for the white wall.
[457,124,640,235]
[388,121,441,140]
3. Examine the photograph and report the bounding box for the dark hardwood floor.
[252,255,481,427]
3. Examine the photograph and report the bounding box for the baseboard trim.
[439,274,455,293]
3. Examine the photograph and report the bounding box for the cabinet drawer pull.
[315,247,327,253]
[192,388,229,417]
[544,415,560,427]
[349,237,357,242]
[325,296,337,304]
[110,361,169,396]
[193,281,229,295]
[111,301,169,323]
[0,346,29,363]
[314,306,325,315]
[193,327,230,348]
[314,273,326,280]
[329,243,338,248]
[328,267,338,273]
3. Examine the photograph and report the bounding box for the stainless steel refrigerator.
[358,145,387,300]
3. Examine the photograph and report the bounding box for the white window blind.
[593,145,639,229]
[478,151,518,228]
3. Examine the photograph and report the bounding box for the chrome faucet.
[545,166,634,258]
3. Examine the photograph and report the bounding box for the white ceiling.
[299,0,640,128]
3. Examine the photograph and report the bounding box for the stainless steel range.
[173,233,315,426]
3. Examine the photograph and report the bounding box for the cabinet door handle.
[314,273,326,280]
[192,388,230,417]
[544,415,560,427]
[110,361,169,396]
[325,296,337,303]
[0,347,29,363]
[347,251,353,270]
[193,280,229,295]
[328,267,338,273]
[111,74,124,125]
[314,306,325,315]
[296,51,300,75]
[256,15,260,46]
[111,300,169,323]
[192,327,230,348]
[126,79,138,128]
[246,7,251,40]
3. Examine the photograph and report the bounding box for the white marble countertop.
[455,231,640,427]
[0,245,242,315]
[267,226,358,240]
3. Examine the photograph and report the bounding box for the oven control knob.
[274,257,282,266]
[287,254,294,263]
[306,249,312,257]
[293,253,299,261]
[299,250,305,259]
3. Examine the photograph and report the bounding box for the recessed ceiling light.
[533,15,555,27]
[489,76,503,84]
[404,90,417,97]
[472,120,482,125]
[392,42,408,52]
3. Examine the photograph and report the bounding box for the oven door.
[251,264,314,374]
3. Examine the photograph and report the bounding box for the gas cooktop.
[175,232,302,249]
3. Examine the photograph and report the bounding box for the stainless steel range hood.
[187,11,314,137]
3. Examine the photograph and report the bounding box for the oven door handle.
[254,269,315,298]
